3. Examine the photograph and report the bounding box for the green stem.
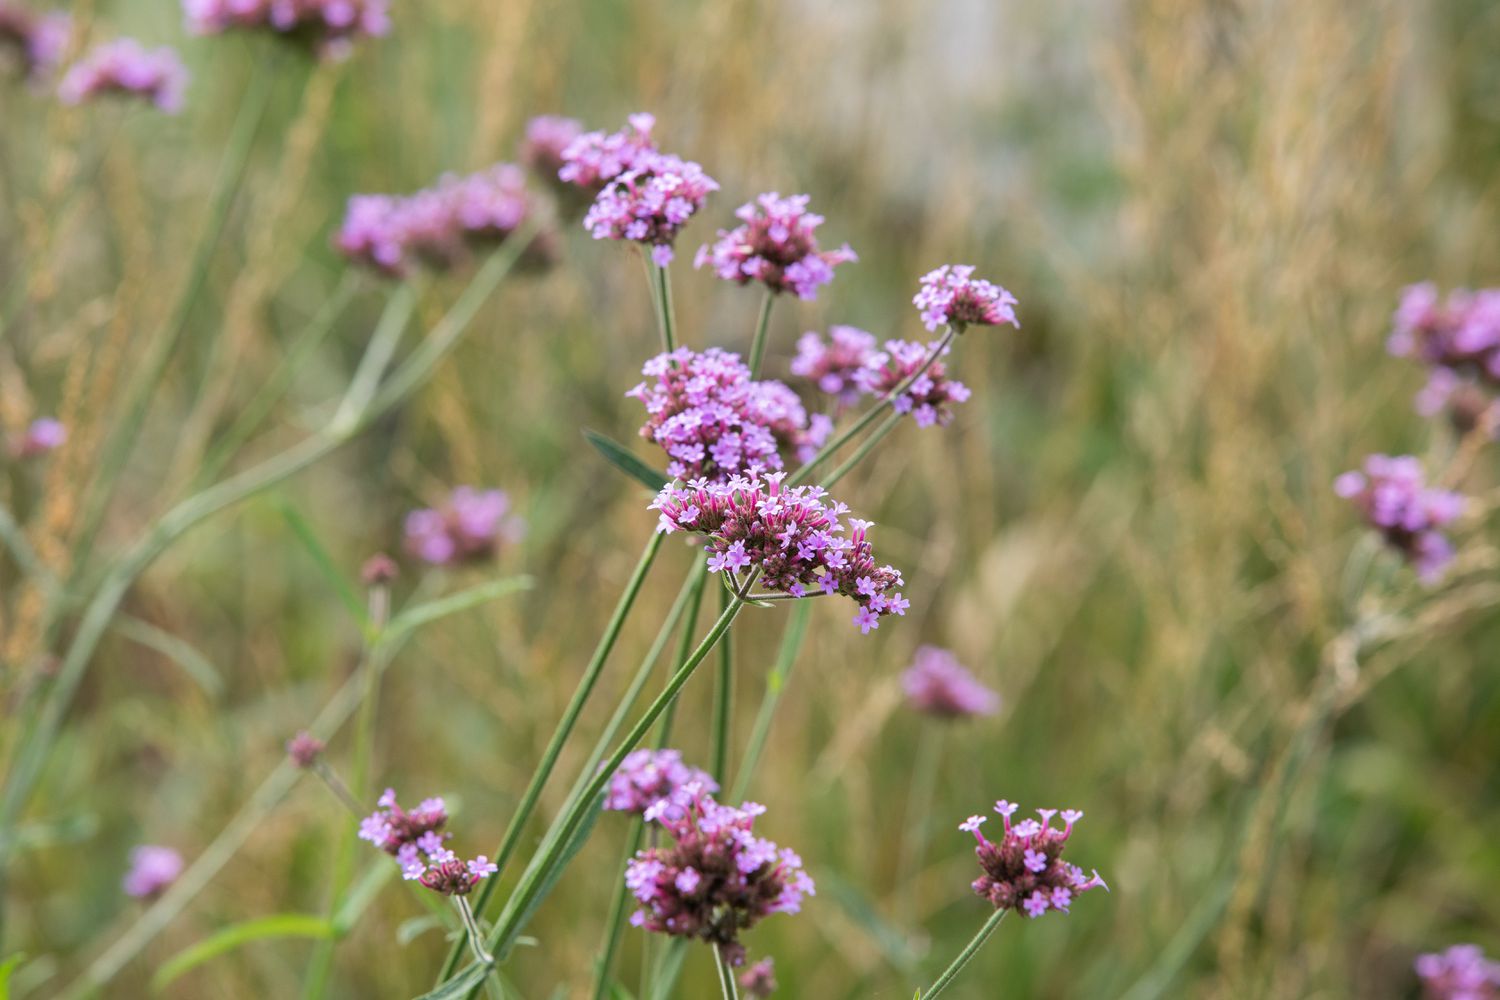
[789,326,957,486]
[331,283,416,433]
[711,586,734,782]
[729,600,811,804]
[714,946,741,1000]
[0,503,49,586]
[589,818,648,1000]
[824,410,901,489]
[652,262,677,353]
[920,908,1008,999]
[895,725,944,920]
[656,565,709,750]
[746,292,775,379]
[456,898,495,966]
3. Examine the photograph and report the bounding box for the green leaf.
[0,953,25,1000]
[150,914,334,992]
[113,615,224,699]
[383,576,533,645]
[647,939,688,1000]
[495,792,606,963]
[583,430,670,492]
[610,984,639,1000]
[413,961,490,999]
[278,498,368,624]
[819,870,922,974]
[332,859,397,935]
[396,915,448,947]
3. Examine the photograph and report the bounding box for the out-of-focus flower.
[182,0,389,57]
[651,473,909,634]
[0,4,69,79]
[791,326,879,409]
[1389,283,1500,429]
[625,783,813,967]
[914,265,1019,333]
[122,845,183,898]
[558,112,657,192]
[606,749,718,821]
[59,39,188,113]
[694,193,855,300]
[1335,455,1465,583]
[520,114,584,181]
[627,348,826,482]
[583,150,718,266]
[961,801,1106,918]
[902,646,999,719]
[360,552,398,585]
[855,339,971,428]
[1415,944,1500,1000]
[739,958,778,998]
[403,487,523,567]
[285,731,325,768]
[10,417,66,459]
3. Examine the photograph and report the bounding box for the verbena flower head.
[914,265,1019,333]
[403,487,523,567]
[0,4,69,79]
[1415,944,1500,999]
[650,473,909,634]
[11,417,66,459]
[520,114,584,180]
[855,339,971,428]
[558,112,657,192]
[122,845,183,898]
[606,748,719,820]
[58,39,188,113]
[357,788,448,855]
[1335,455,1465,583]
[628,348,827,482]
[961,801,1106,918]
[583,150,718,266]
[285,731,325,768]
[791,326,879,409]
[739,958,778,999]
[182,0,389,57]
[902,646,1000,719]
[624,784,814,967]
[1389,283,1500,427]
[694,193,856,300]
[357,789,495,895]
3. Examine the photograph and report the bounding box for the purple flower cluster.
[1335,455,1465,583]
[9,417,66,459]
[337,164,542,277]
[606,748,718,821]
[1389,283,1500,429]
[902,646,1000,719]
[583,151,719,266]
[520,114,584,182]
[914,265,1020,333]
[183,0,390,57]
[790,326,878,409]
[285,731,325,768]
[557,112,657,193]
[58,39,188,113]
[624,783,813,967]
[694,193,856,300]
[1416,945,1500,1000]
[403,487,523,567]
[650,472,909,634]
[960,801,1106,918]
[0,4,68,80]
[627,348,828,482]
[122,845,183,898]
[739,958,778,998]
[357,789,495,896]
[855,339,971,428]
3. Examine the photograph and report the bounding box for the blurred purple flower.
[739,958,777,998]
[1415,944,1500,1000]
[1389,282,1500,429]
[606,749,718,821]
[403,487,523,567]
[520,114,584,181]
[122,845,183,898]
[914,265,1019,333]
[902,646,999,719]
[962,801,1106,918]
[694,192,855,300]
[791,326,879,409]
[285,731,325,768]
[59,39,188,113]
[11,417,66,459]
[582,150,718,265]
[183,0,389,58]
[1335,454,1465,583]
[558,112,657,192]
[855,339,971,428]
[0,4,69,80]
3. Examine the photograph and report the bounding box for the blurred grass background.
[4,0,1500,996]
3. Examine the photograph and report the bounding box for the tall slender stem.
[710,586,734,782]
[656,565,709,750]
[729,600,811,804]
[331,283,417,433]
[455,898,494,966]
[654,264,678,353]
[746,292,775,379]
[589,818,648,1000]
[895,725,944,920]
[714,946,741,1000]
[920,908,1008,999]
[824,410,902,489]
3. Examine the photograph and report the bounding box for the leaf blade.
[583,430,670,493]
[151,914,334,993]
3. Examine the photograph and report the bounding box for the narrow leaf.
[819,870,921,974]
[0,953,24,1000]
[414,961,490,1000]
[397,915,448,947]
[583,430,670,492]
[332,859,397,934]
[495,792,605,963]
[113,616,224,699]
[151,914,333,992]
[383,576,533,645]
[278,499,368,624]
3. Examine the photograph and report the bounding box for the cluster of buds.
[182,0,390,57]
[628,348,828,483]
[901,646,1000,719]
[357,789,496,896]
[606,748,718,821]
[1335,455,1465,583]
[1415,944,1500,999]
[403,487,524,567]
[583,150,719,266]
[650,472,909,634]
[337,164,546,277]
[1388,283,1500,433]
[624,784,814,967]
[122,845,183,899]
[914,265,1020,333]
[855,338,971,428]
[790,326,878,410]
[0,4,69,80]
[58,39,189,113]
[960,801,1106,918]
[695,192,856,301]
[8,417,66,459]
